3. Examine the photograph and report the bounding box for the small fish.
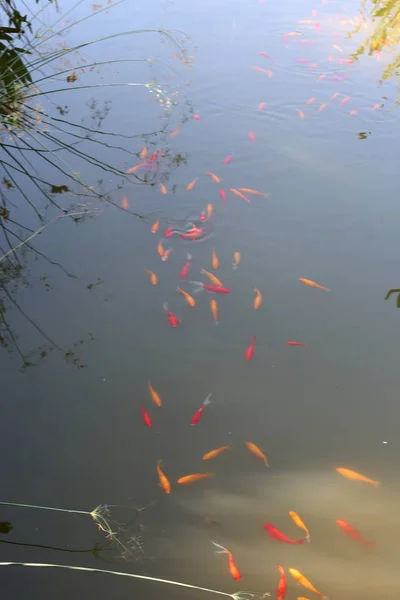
[246,440,268,465]
[145,270,158,286]
[238,188,267,197]
[258,101,266,111]
[191,393,212,425]
[331,91,340,100]
[259,51,273,59]
[201,269,223,287]
[285,31,301,36]
[288,569,327,599]
[332,43,343,52]
[140,406,152,427]
[139,146,148,159]
[230,188,250,203]
[212,542,241,581]
[148,381,162,407]
[253,288,262,309]
[164,227,175,237]
[126,162,146,174]
[161,248,172,262]
[160,183,168,195]
[311,8,317,16]
[297,109,305,120]
[151,220,160,233]
[210,299,218,324]
[186,177,198,191]
[349,109,359,116]
[219,189,227,203]
[305,97,317,106]
[191,281,231,294]
[276,564,287,600]
[162,303,181,327]
[157,460,171,494]
[205,172,221,183]
[223,155,233,164]
[265,524,305,545]
[206,204,213,219]
[317,73,327,80]
[251,66,273,77]
[286,341,306,346]
[295,58,310,63]
[170,125,181,137]
[147,151,160,163]
[319,103,328,112]
[157,239,165,257]
[121,195,129,209]
[298,278,330,291]
[308,63,318,69]
[328,54,334,61]
[248,131,256,142]
[211,249,220,270]
[177,473,214,484]
[177,287,196,307]
[193,114,201,120]
[298,19,314,23]
[371,103,380,110]
[336,467,380,487]
[203,444,232,461]
[233,251,241,269]
[179,228,204,240]
[336,519,374,546]
[180,253,192,280]
[340,96,350,105]
[289,511,310,542]
[299,40,315,45]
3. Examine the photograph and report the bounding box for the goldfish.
[162,303,181,327]
[251,66,273,77]
[246,336,257,361]
[253,288,262,309]
[204,172,221,183]
[140,406,152,427]
[276,565,287,600]
[308,63,318,69]
[317,73,327,80]
[264,524,305,544]
[285,31,301,36]
[139,146,148,159]
[332,43,343,52]
[298,19,314,23]
[259,51,273,58]
[161,248,172,262]
[126,162,146,174]
[349,110,359,116]
[145,270,158,286]
[203,444,232,461]
[177,473,214,484]
[289,511,310,542]
[219,189,227,203]
[157,460,171,494]
[319,103,328,112]
[147,151,160,163]
[170,125,181,137]
[164,227,175,237]
[179,228,204,240]
[295,58,310,63]
[336,467,380,487]
[193,114,201,120]
[299,41,315,45]
[191,393,212,425]
[340,96,350,105]
[223,155,232,164]
[371,103,380,110]
[311,8,317,15]
[121,195,129,210]
[336,519,374,546]
[200,269,223,287]
[297,109,305,120]
[258,101,266,111]
[151,220,160,233]
[331,91,340,100]
[177,287,196,307]
[157,239,165,257]
[305,97,317,106]
[180,253,192,280]
[246,440,268,465]
[212,542,241,581]
[210,299,218,324]
[286,341,306,346]
[211,249,220,270]
[206,203,213,219]
[160,183,168,195]
[191,281,231,294]
[233,251,241,269]
[298,278,330,291]
[248,131,256,142]
[230,188,250,203]
[148,381,162,407]
[238,188,267,197]
[186,177,197,191]
[288,569,326,599]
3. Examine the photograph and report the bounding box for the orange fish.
[186,177,197,191]
[177,473,214,485]
[319,103,328,112]
[230,188,250,203]
[121,195,129,210]
[170,125,181,137]
[148,381,162,407]
[212,542,241,581]
[308,63,318,69]
[238,188,267,197]
[248,131,256,142]
[161,248,172,262]
[201,269,223,287]
[203,444,232,461]
[340,96,350,105]
[246,441,269,466]
[157,239,165,258]
[289,511,310,542]
[298,278,330,291]
[253,287,262,309]
[332,43,343,52]
[285,31,301,36]
[317,73,327,80]
[139,146,148,159]
[349,109,359,116]
[177,287,196,307]
[297,109,305,120]
[193,114,201,120]
[145,270,158,285]
[371,103,380,110]
[305,97,317,106]
[251,66,272,77]
[331,91,340,100]
[210,299,218,324]
[336,519,374,546]
[206,204,213,219]
[157,460,171,494]
[211,249,220,270]
[204,172,221,183]
[151,219,160,233]
[160,183,168,195]
[288,569,326,599]
[336,467,380,487]
[258,101,266,111]
[233,251,241,269]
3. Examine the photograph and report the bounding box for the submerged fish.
[253,288,262,309]
[191,393,212,425]
[289,511,310,542]
[336,467,380,487]
[186,177,198,191]
[336,519,374,546]
[177,287,196,307]
[246,441,268,466]
[177,473,214,484]
[202,444,232,461]
[212,542,241,581]
[210,299,219,324]
[288,569,327,599]
[201,269,223,287]
[298,278,330,291]
[145,270,158,286]
[148,381,162,407]
[211,249,220,270]
[276,564,287,600]
[264,523,305,545]
[245,335,256,360]
[157,460,171,494]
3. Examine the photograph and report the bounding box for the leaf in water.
[0,522,13,535]
[66,72,78,83]
[0,207,10,220]
[2,178,13,189]
[396,294,400,308]
[50,185,70,194]
[357,132,369,140]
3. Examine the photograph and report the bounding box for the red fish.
[140,406,152,427]
[191,393,212,426]
[276,564,287,600]
[248,131,256,142]
[246,336,257,360]
[147,150,160,163]
[179,228,204,240]
[264,523,305,545]
[212,542,241,581]
[336,519,374,547]
[259,51,273,59]
[180,253,192,280]
[223,155,233,164]
[295,58,310,63]
[191,281,231,294]
[164,227,176,238]
[286,341,306,346]
[219,189,227,203]
[193,114,201,120]
[162,303,181,327]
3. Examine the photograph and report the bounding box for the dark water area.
[1,0,400,599]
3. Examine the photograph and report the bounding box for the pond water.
[1,0,400,599]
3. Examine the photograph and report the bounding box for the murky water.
[2,0,400,599]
